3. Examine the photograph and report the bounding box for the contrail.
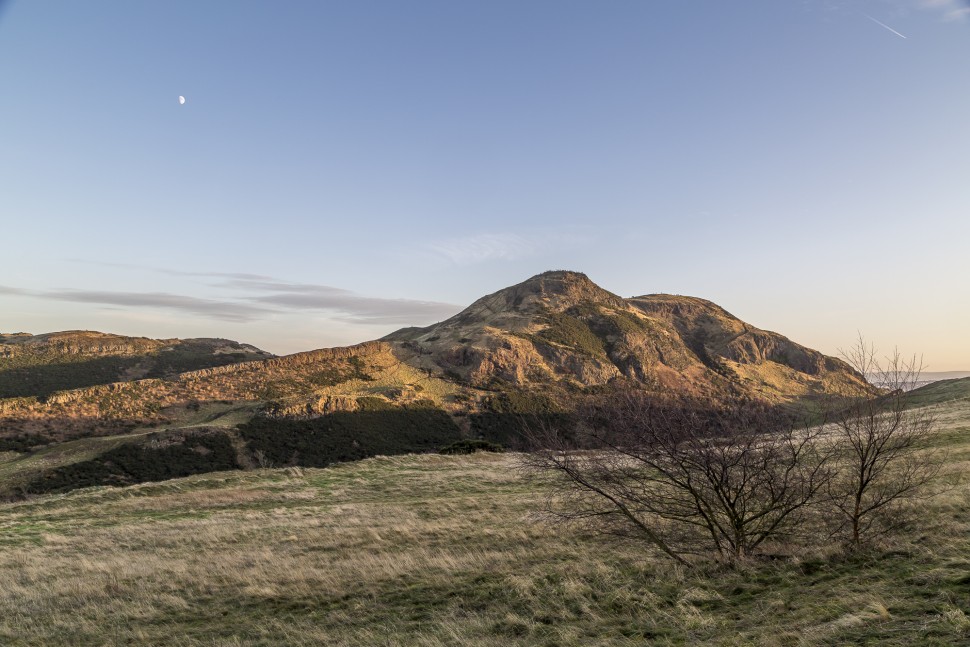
[862,12,908,39]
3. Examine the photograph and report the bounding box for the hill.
[385,270,866,402]
[0,271,870,495]
[904,377,970,408]
[0,331,273,399]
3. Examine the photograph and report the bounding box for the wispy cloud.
[918,0,970,20]
[803,1,970,24]
[425,232,542,265]
[216,276,460,324]
[1,285,272,322]
[251,292,459,324]
[69,259,277,282]
[2,273,461,326]
[423,230,590,266]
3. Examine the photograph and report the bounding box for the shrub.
[440,439,504,455]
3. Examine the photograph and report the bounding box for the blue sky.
[1,0,968,368]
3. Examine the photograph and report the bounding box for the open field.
[1,384,970,646]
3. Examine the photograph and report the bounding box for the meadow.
[0,391,968,645]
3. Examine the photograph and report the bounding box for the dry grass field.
[1,392,969,645]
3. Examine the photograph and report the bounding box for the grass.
[904,377,970,408]
[0,430,969,644]
[0,389,968,644]
[0,401,266,495]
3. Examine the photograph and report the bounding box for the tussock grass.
[1,402,970,645]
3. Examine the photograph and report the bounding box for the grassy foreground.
[2,397,970,645]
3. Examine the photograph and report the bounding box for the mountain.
[0,331,273,399]
[0,271,868,496]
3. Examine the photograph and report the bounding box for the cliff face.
[1,331,164,356]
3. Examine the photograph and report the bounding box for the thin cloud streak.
[218,276,459,323]
[252,292,459,324]
[43,289,273,323]
[2,273,461,326]
[69,259,278,282]
[218,278,353,296]
[862,12,908,37]
[3,286,271,322]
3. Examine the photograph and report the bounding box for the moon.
[178,96,185,105]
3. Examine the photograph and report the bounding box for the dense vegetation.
[0,356,144,399]
[239,405,462,468]
[26,431,240,494]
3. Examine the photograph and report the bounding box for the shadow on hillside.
[23,408,468,495]
[0,351,254,400]
[0,357,142,399]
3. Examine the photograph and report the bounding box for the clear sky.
[1,1,968,368]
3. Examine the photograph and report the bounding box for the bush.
[523,392,832,564]
[440,439,504,455]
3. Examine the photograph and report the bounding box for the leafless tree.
[523,392,835,564]
[826,335,942,546]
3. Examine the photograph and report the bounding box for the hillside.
[0,331,273,399]
[1,384,968,645]
[0,271,871,495]
[0,342,467,496]
[904,377,970,408]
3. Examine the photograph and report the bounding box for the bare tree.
[523,393,834,564]
[827,335,942,546]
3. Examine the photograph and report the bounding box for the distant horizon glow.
[1,1,968,369]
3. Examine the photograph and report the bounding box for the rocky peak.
[500,271,623,312]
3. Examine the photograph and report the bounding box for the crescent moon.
[178,96,186,105]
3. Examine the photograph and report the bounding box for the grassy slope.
[1,395,969,645]
[0,338,270,399]
[904,377,970,408]
[0,346,473,496]
[0,401,262,494]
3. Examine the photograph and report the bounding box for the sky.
[1,0,968,368]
